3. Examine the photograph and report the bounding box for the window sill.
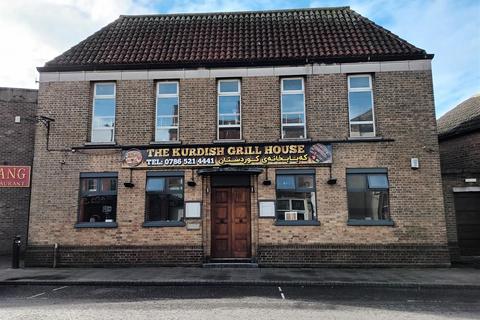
[143,221,186,228]
[75,222,118,228]
[278,138,311,142]
[274,220,320,226]
[150,140,182,145]
[213,139,246,144]
[347,219,394,226]
[347,136,384,141]
[84,142,117,146]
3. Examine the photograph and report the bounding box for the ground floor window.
[78,173,117,223]
[145,172,184,222]
[346,168,390,222]
[275,170,316,221]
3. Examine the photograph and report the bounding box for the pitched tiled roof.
[437,95,480,140]
[39,7,432,72]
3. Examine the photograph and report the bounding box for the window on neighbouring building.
[156,82,179,141]
[348,75,375,137]
[78,173,118,223]
[145,175,184,222]
[91,83,116,142]
[346,169,390,221]
[218,79,241,140]
[276,172,316,221]
[281,78,306,139]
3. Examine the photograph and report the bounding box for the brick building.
[0,87,37,254]
[438,95,480,261]
[26,7,450,267]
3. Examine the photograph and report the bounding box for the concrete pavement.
[1,256,480,288]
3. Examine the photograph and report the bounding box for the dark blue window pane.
[283,79,302,91]
[347,174,366,190]
[282,113,304,124]
[146,178,165,192]
[94,98,115,117]
[277,175,295,189]
[219,81,239,93]
[157,98,178,116]
[219,115,240,125]
[350,124,374,137]
[282,94,304,113]
[95,83,114,96]
[93,117,115,128]
[282,126,305,139]
[349,76,370,88]
[219,96,240,114]
[158,83,178,94]
[349,92,373,121]
[367,174,389,189]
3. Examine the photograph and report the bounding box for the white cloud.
[1,0,478,118]
[329,0,480,117]
[166,0,249,13]
[0,0,154,89]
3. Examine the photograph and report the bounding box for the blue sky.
[0,0,478,117]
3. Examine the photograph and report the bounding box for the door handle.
[219,219,227,224]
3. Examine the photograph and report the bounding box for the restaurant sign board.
[0,166,31,188]
[122,142,332,168]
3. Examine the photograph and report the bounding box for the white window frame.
[281,78,307,139]
[347,74,376,137]
[92,82,116,143]
[155,81,180,142]
[217,79,242,140]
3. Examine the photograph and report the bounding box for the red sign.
[0,166,31,188]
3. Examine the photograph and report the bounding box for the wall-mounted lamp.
[262,167,272,186]
[187,169,197,187]
[124,169,135,188]
[327,165,337,185]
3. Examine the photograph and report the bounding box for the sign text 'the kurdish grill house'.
[122,142,332,168]
[0,166,31,187]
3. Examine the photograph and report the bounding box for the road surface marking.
[278,286,285,300]
[27,292,46,299]
[52,286,69,291]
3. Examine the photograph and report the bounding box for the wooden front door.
[211,187,251,258]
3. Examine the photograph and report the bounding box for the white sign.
[185,202,201,218]
[259,201,275,218]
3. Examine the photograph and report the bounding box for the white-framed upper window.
[217,79,241,140]
[91,83,116,143]
[348,75,375,137]
[281,78,306,139]
[156,81,179,141]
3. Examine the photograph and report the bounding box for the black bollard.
[12,235,21,269]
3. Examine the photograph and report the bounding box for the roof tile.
[40,7,430,71]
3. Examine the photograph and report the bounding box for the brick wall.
[27,70,450,266]
[0,87,37,254]
[439,131,480,260]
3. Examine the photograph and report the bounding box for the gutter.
[37,54,434,73]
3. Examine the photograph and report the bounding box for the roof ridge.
[119,6,350,18]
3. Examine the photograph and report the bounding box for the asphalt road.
[0,285,479,319]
